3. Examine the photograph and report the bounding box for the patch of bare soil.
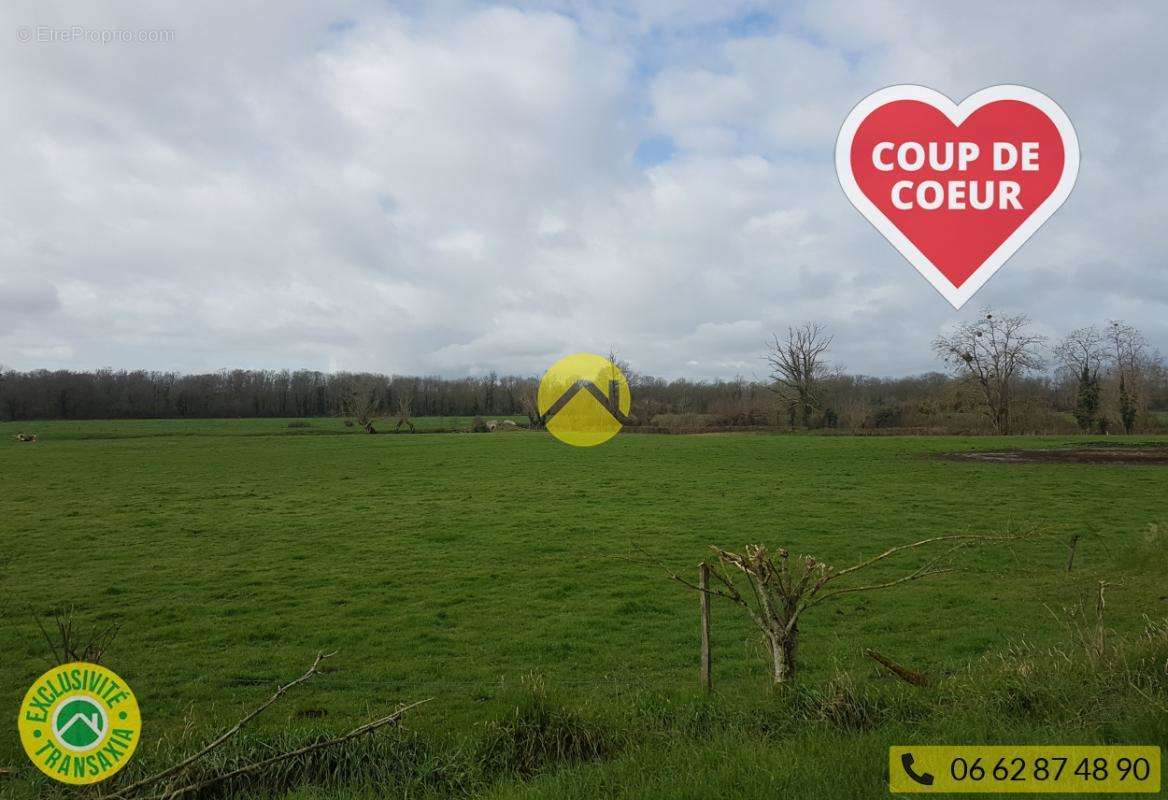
[941,444,1168,466]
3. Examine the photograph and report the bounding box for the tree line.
[2,310,1164,433]
[767,312,1166,435]
[0,369,537,422]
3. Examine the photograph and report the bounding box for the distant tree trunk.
[1119,376,1137,434]
[993,400,1010,436]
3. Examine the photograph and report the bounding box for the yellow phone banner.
[890,746,1160,794]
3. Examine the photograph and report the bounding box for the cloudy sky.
[1,1,1164,380]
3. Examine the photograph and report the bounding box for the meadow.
[1,419,1166,798]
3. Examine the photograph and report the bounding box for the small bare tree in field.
[36,607,119,666]
[767,323,833,427]
[344,380,378,434]
[393,395,415,432]
[652,534,1018,684]
[1054,326,1106,432]
[606,346,632,417]
[934,310,1045,435]
[522,392,544,429]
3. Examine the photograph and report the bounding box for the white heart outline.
[835,84,1080,309]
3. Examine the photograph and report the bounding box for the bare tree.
[933,310,1046,434]
[393,395,415,432]
[1054,326,1106,378]
[344,379,378,434]
[1054,326,1106,432]
[522,392,544,429]
[606,346,631,418]
[652,534,1018,684]
[1105,320,1148,434]
[767,323,833,427]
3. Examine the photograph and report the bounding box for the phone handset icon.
[901,753,935,786]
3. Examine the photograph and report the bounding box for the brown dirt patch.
[941,444,1168,466]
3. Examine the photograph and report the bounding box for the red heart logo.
[836,86,1079,308]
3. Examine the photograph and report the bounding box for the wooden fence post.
[1066,534,1081,572]
[699,563,711,693]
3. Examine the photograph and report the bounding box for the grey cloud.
[0,1,1165,378]
[0,279,61,315]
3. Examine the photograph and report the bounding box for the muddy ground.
[941,443,1168,466]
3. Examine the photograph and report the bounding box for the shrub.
[791,672,891,732]
[867,403,904,429]
[649,413,715,431]
[477,690,616,777]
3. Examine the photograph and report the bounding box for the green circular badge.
[17,662,141,784]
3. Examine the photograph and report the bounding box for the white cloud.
[0,0,1165,379]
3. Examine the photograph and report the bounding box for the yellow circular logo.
[537,352,631,447]
[17,662,141,784]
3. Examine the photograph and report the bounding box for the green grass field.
[2,420,1166,798]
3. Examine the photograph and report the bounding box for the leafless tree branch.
[143,699,431,800]
[102,652,336,800]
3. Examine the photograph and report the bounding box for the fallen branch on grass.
[865,649,929,687]
[141,699,432,800]
[103,652,335,799]
[99,652,428,800]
